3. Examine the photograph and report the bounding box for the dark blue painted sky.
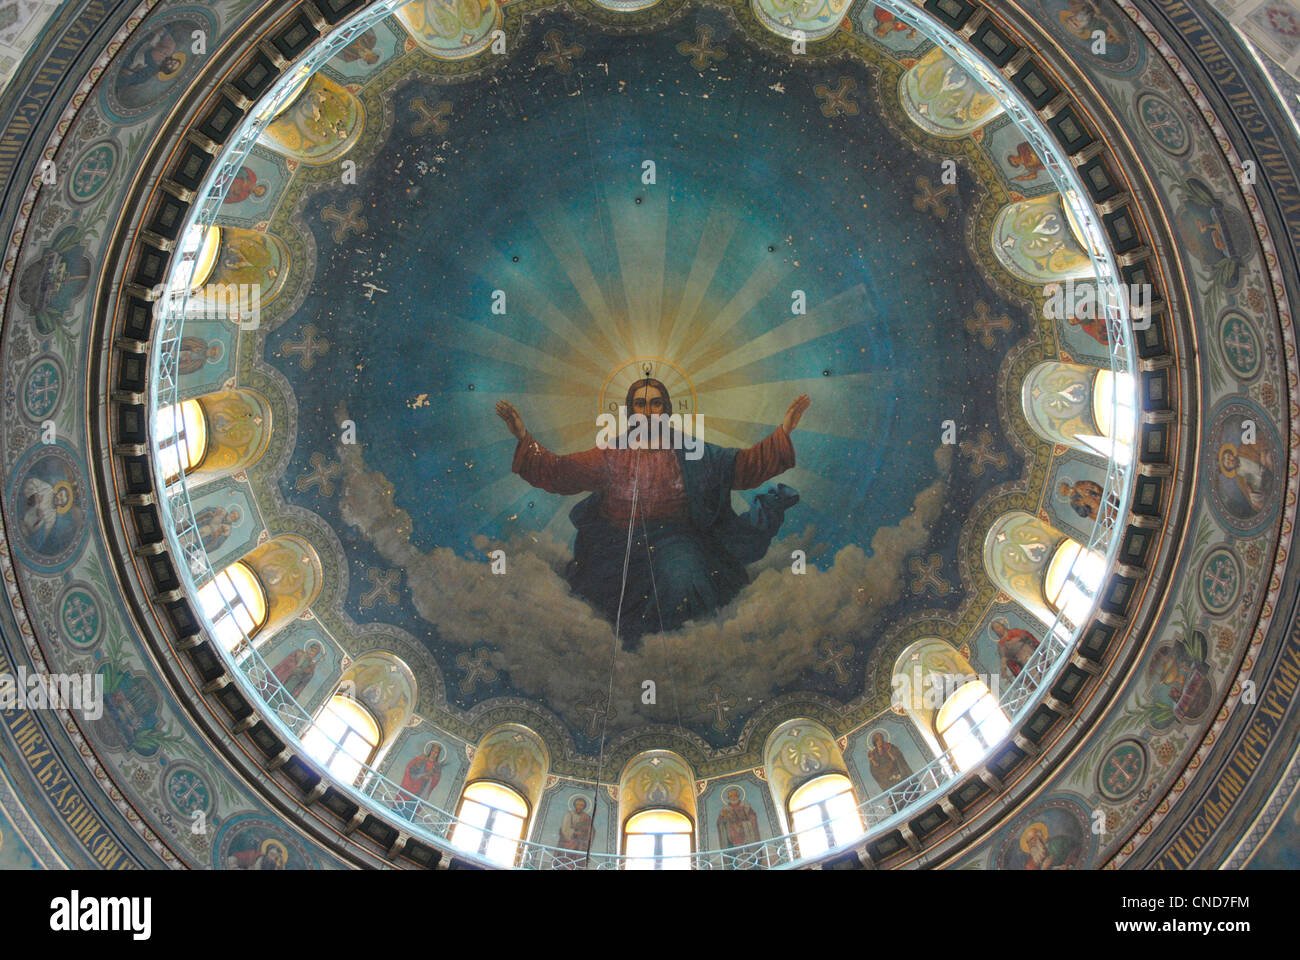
[271,12,1027,718]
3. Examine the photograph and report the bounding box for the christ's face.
[630,385,666,416]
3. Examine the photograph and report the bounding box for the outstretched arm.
[782,393,811,434]
[498,399,604,495]
[733,395,809,489]
[496,400,527,441]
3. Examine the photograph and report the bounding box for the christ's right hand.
[496,400,527,441]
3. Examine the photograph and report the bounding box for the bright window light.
[1043,539,1107,627]
[155,399,208,482]
[1092,370,1136,444]
[789,774,861,858]
[302,694,381,787]
[450,781,528,867]
[196,560,267,657]
[623,808,693,870]
[935,680,1011,772]
[168,225,221,296]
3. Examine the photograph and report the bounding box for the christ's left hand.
[783,394,811,433]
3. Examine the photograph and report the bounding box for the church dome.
[0,0,1298,874]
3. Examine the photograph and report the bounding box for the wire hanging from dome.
[583,445,640,868]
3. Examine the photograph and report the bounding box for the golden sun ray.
[609,186,669,335]
[675,255,794,368]
[688,285,870,385]
[450,317,606,390]
[662,201,739,360]
[696,374,886,439]
[528,201,633,352]
[472,268,616,376]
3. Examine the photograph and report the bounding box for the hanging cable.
[583,445,642,868]
[641,507,685,735]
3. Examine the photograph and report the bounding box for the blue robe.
[564,442,798,649]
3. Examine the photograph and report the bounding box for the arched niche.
[197,534,322,660]
[394,0,502,60]
[1022,360,1101,452]
[464,722,550,817]
[194,227,290,312]
[158,388,271,486]
[984,511,1106,632]
[1022,361,1136,461]
[260,72,364,165]
[751,0,853,43]
[763,718,851,831]
[899,47,1004,138]
[617,749,696,830]
[239,534,324,642]
[590,0,661,10]
[993,194,1095,284]
[338,651,418,756]
[890,638,979,758]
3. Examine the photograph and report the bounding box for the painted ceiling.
[237,7,1044,753]
[1,0,1299,871]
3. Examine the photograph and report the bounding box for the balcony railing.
[146,0,1136,869]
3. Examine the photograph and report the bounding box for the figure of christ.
[497,379,809,649]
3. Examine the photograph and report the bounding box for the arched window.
[935,679,1011,772]
[616,749,697,869]
[788,773,861,858]
[169,224,221,296]
[623,808,694,870]
[1021,362,1137,465]
[985,512,1106,632]
[154,399,208,482]
[302,693,382,787]
[450,781,529,867]
[196,560,267,657]
[1079,370,1136,463]
[1043,538,1107,628]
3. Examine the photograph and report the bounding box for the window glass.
[1043,539,1106,626]
[450,781,528,867]
[936,680,1011,771]
[788,774,861,858]
[624,808,693,870]
[155,399,208,482]
[196,560,267,657]
[302,694,382,786]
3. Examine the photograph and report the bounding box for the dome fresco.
[0,0,1297,880]
[261,8,1056,752]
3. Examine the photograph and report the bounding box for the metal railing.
[147,0,1136,868]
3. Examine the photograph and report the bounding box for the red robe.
[512,426,795,524]
[511,426,799,645]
